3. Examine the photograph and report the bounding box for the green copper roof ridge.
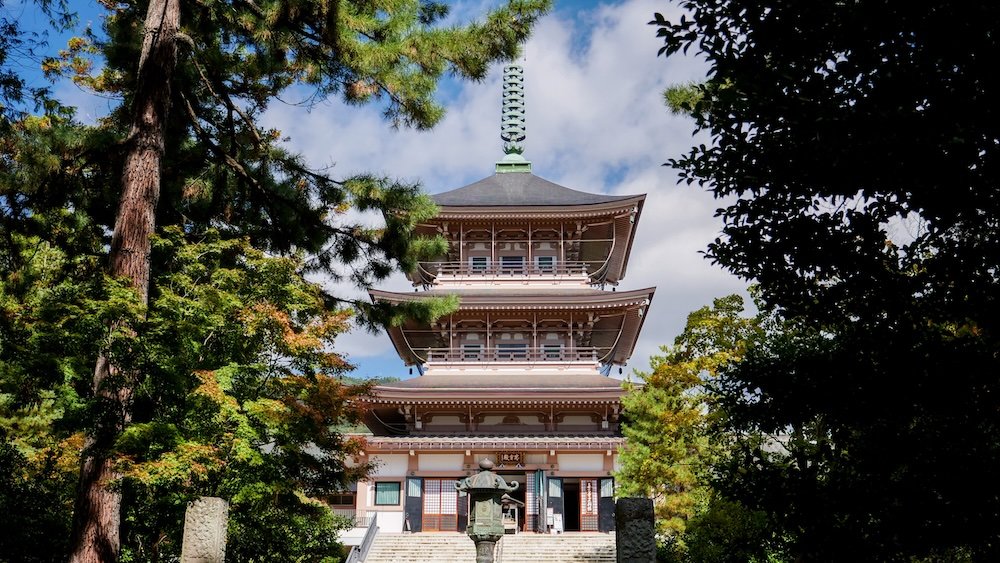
[497,64,530,174]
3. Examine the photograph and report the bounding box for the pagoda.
[343,66,655,535]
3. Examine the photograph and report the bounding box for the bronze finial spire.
[496,65,531,173]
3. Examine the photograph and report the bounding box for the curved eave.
[615,196,644,282]
[359,435,626,452]
[370,287,655,309]
[432,195,645,220]
[608,300,650,364]
[369,287,655,366]
[361,387,625,405]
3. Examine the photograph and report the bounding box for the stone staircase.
[363,532,616,563]
[499,533,617,563]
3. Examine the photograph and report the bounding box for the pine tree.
[20,0,553,559]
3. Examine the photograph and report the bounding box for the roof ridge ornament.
[496,65,531,174]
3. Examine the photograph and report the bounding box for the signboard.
[496,451,524,466]
[581,479,599,531]
[583,479,596,514]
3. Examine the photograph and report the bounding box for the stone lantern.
[454,459,519,563]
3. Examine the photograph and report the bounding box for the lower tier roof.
[359,434,625,451]
[377,372,623,390]
[362,374,628,408]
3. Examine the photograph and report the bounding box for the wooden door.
[598,478,615,532]
[422,479,458,531]
[404,477,423,532]
[547,478,564,533]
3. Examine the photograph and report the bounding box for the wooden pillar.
[527,220,533,271]
[568,313,575,357]
[560,221,565,267]
[532,313,538,359]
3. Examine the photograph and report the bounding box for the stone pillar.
[180,496,229,563]
[614,497,655,563]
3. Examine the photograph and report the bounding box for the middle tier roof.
[369,286,655,366]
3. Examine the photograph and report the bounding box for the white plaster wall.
[370,454,408,477]
[374,511,405,533]
[560,415,595,426]
[418,453,465,471]
[557,453,604,472]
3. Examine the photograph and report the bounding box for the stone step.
[364,533,616,563]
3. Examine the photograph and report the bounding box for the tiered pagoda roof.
[371,287,654,366]
[431,172,642,208]
[362,64,654,434]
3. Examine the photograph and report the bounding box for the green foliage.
[621,295,786,562]
[654,2,1000,559]
[658,495,778,563]
[41,0,549,303]
[2,1,553,558]
[662,82,701,117]
[618,295,758,536]
[0,430,79,562]
[0,0,75,121]
[1,219,375,560]
[108,228,374,561]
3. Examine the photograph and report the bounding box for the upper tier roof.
[432,173,639,208]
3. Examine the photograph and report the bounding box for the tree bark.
[68,0,181,561]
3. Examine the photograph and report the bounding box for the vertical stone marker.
[615,498,656,563]
[180,496,229,563]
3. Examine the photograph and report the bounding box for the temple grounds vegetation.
[618,1,1000,561]
[5,0,999,561]
[1,0,547,560]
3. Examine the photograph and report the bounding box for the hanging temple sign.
[496,65,532,174]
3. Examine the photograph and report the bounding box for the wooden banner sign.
[496,451,524,465]
[583,479,596,514]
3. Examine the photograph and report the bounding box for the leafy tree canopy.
[618,294,759,535]
[619,294,782,563]
[36,0,548,319]
[654,1,1000,560]
[2,0,550,559]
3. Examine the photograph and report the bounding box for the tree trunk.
[68,0,180,561]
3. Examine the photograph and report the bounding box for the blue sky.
[5,0,748,380]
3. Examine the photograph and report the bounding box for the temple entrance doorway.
[498,472,527,532]
[563,480,581,531]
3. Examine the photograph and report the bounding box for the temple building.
[341,66,655,536]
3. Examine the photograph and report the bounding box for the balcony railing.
[345,512,378,563]
[416,260,599,278]
[422,346,599,363]
[331,508,375,528]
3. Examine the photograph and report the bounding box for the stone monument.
[180,496,229,563]
[614,497,656,563]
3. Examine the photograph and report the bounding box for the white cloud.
[263,0,747,377]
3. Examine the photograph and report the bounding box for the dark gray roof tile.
[432,173,638,207]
